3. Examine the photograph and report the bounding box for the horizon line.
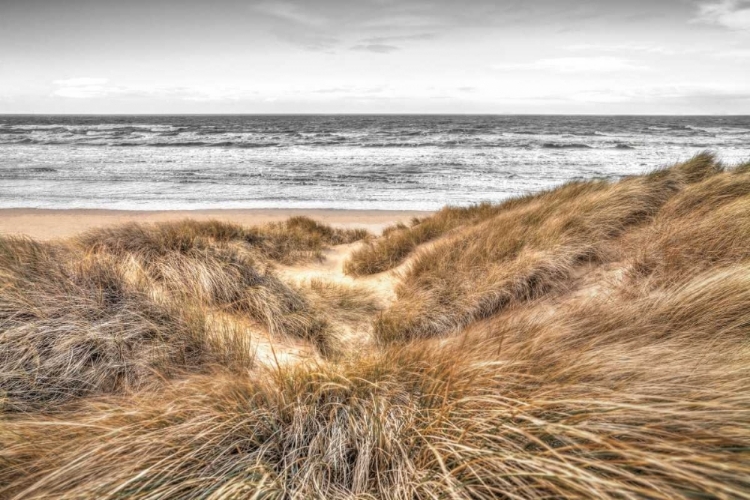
[2,113,749,117]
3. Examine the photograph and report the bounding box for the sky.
[1,0,749,114]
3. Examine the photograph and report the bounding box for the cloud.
[54,87,108,99]
[253,1,329,27]
[276,31,339,51]
[715,48,750,58]
[359,33,436,44]
[564,43,678,55]
[51,79,257,101]
[350,43,400,53]
[52,77,109,86]
[492,57,647,73]
[567,84,750,104]
[52,78,111,98]
[695,0,750,30]
[347,32,434,54]
[252,2,339,51]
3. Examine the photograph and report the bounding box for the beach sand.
[0,208,432,241]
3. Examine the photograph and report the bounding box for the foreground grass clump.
[1,153,750,498]
[3,271,749,498]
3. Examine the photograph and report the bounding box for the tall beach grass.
[1,153,749,498]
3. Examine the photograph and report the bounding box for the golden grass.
[3,269,749,497]
[80,216,368,265]
[374,174,679,342]
[344,202,508,275]
[303,278,382,326]
[76,218,368,343]
[0,238,251,412]
[1,153,750,498]
[372,153,737,343]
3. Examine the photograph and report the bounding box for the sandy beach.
[0,208,432,240]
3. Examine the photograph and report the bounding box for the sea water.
[1,115,748,210]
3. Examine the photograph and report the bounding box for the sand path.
[277,242,398,306]
[274,242,402,355]
[207,240,406,369]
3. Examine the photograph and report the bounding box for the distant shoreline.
[3,113,750,117]
[0,208,432,240]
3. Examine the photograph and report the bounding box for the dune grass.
[371,153,738,343]
[344,202,513,276]
[1,153,749,498]
[77,218,365,343]
[0,218,369,412]
[374,173,678,342]
[626,166,750,286]
[80,216,368,265]
[345,153,721,279]
[0,237,251,412]
[3,262,749,498]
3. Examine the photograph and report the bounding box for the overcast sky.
[1,0,749,113]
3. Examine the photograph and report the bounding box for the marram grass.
[1,153,750,499]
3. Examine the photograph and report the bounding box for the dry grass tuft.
[78,219,345,343]
[668,150,723,183]
[80,216,368,265]
[303,278,382,326]
[344,202,509,275]
[0,237,250,412]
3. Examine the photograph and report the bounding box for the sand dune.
[2,154,750,499]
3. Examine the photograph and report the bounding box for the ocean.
[1,115,749,211]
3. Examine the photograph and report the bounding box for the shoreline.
[0,208,433,240]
